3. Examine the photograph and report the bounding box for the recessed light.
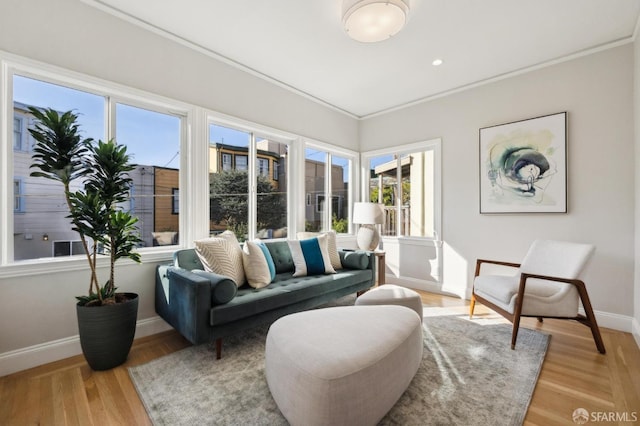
[432,59,443,66]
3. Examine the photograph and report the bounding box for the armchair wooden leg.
[216,338,222,360]
[469,294,476,319]
[511,276,527,350]
[575,284,606,354]
[537,317,543,323]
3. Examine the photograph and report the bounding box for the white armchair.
[470,239,605,354]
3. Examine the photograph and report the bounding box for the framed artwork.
[479,112,567,214]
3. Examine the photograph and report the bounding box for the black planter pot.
[76,292,139,371]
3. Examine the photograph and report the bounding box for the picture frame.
[479,112,567,214]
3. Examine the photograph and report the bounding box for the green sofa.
[155,241,375,358]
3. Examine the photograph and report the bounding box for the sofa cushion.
[194,231,246,287]
[288,235,336,277]
[297,230,342,270]
[264,241,294,274]
[210,268,373,326]
[242,240,276,289]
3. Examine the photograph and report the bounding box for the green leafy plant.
[29,107,141,306]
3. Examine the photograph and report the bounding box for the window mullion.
[248,133,257,240]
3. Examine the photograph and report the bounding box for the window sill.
[0,247,177,279]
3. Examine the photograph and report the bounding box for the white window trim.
[361,138,442,242]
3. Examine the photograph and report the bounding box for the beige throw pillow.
[297,230,342,270]
[242,240,273,289]
[194,231,246,287]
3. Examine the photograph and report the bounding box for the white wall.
[0,0,359,375]
[361,45,635,322]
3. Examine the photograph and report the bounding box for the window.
[13,116,23,150]
[53,240,84,257]
[209,124,289,241]
[305,148,327,232]
[12,75,105,261]
[235,155,248,171]
[9,73,184,262]
[364,139,441,239]
[116,103,181,247]
[304,146,354,233]
[273,161,280,181]
[331,155,350,233]
[255,136,288,239]
[258,158,269,177]
[222,153,232,171]
[172,188,179,214]
[13,179,24,212]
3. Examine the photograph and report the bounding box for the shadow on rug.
[129,297,549,425]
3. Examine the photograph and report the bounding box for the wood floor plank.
[1,291,638,425]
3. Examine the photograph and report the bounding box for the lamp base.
[357,224,380,251]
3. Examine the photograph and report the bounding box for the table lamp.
[352,202,383,250]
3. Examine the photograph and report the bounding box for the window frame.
[304,140,358,234]
[0,53,192,270]
[207,113,297,242]
[361,138,442,241]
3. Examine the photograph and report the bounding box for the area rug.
[129,297,549,425]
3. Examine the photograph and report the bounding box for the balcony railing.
[380,205,410,236]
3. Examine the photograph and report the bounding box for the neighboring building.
[304,158,348,231]
[12,102,87,261]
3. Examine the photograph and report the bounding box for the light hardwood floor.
[1,291,639,425]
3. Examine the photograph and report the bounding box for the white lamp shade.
[343,0,409,43]
[352,202,383,225]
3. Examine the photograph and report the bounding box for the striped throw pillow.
[288,234,336,277]
[297,230,342,270]
[242,240,276,289]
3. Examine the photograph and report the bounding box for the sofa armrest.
[161,267,215,345]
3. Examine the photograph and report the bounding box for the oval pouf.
[265,305,423,426]
[76,293,139,371]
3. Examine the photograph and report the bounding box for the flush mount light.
[432,58,443,66]
[343,0,410,43]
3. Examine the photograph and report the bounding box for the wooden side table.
[373,251,386,286]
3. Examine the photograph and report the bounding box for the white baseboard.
[0,316,172,377]
[386,278,636,335]
[577,308,634,333]
[633,318,640,349]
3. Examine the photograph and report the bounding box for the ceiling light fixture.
[432,59,443,66]
[343,0,410,43]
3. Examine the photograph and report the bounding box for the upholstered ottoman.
[265,306,423,426]
[355,284,423,319]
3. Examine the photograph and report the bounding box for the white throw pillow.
[288,234,336,277]
[242,240,275,289]
[296,230,342,270]
[194,231,246,287]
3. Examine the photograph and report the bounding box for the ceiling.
[88,0,640,119]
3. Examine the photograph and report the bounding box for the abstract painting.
[479,112,567,213]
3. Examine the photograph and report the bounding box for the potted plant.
[29,107,142,370]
